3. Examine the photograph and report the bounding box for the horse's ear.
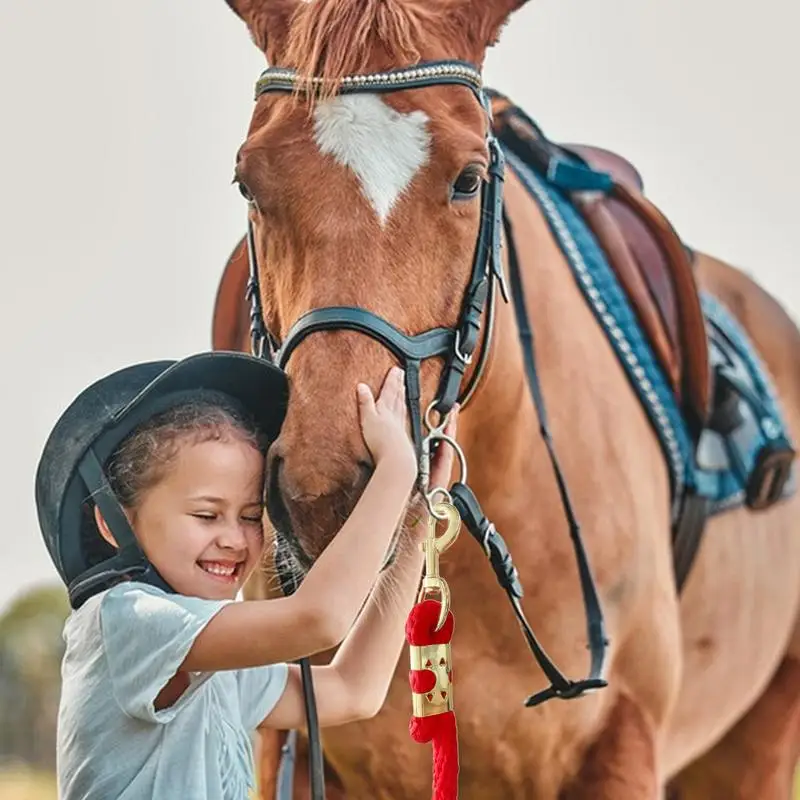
[223,0,247,20]
[222,0,299,56]
[458,0,531,51]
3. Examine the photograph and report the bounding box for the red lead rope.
[406,498,462,798]
[406,599,459,799]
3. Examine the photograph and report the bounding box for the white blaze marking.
[313,94,431,224]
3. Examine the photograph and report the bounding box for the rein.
[240,58,608,799]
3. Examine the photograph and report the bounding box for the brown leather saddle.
[212,235,250,353]
[488,92,712,430]
[484,92,720,590]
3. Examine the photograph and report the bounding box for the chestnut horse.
[211,0,800,797]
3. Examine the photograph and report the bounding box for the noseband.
[240,59,608,800]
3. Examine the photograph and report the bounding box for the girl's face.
[117,435,266,600]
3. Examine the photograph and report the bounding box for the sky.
[1,0,798,613]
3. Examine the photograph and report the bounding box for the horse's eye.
[452,166,483,200]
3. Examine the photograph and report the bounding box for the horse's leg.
[560,693,661,799]
[253,728,349,800]
[287,733,348,800]
[667,656,800,800]
[254,728,282,799]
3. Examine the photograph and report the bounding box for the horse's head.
[225,0,528,567]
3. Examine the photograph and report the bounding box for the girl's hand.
[357,366,416,479]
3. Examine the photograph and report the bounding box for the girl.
[34,350,456,800]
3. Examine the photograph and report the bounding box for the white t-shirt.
[56,581,289,800]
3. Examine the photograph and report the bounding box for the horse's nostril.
[265,452,379,567]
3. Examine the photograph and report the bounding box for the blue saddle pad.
[502,145,795,521]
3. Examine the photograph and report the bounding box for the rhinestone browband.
[254,59,483,99]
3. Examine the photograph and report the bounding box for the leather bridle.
[238,58,609,800]
[244,60,507,467]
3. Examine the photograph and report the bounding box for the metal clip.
[418,501,462,631]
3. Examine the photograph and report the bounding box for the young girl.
[34,350,456,800]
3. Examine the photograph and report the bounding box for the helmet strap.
[68,447,173,608]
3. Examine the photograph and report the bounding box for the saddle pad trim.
[504,148,690,522]
[504,147,794,521]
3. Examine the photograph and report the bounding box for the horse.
[210,0,800,797]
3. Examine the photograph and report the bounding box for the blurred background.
[0,0,797,795]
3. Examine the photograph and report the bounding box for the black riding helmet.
[35,351,289,610]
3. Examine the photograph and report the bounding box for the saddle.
[488,92,712,430]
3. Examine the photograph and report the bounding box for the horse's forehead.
[311,94,432,225]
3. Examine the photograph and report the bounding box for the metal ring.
[423,400,445,434]
[425,487,453,517]
[423,433,468,487]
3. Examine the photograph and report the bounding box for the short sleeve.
[236,662,289,731]
[99,582,232,723]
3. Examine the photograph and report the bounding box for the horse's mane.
[283,0,439,98]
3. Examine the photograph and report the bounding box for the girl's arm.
[260,412,458,730]
[181,366,418,673]
[259,525,425,729]
[180,458,415,672]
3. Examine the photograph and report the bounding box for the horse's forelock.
[282,0,445,97]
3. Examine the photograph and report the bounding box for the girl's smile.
[98,436,267,601]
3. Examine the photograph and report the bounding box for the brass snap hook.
[418,501,462,630]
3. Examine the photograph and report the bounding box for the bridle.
[245,60,507,476]
[239,58,608,800]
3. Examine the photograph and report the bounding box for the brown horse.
[211,0,800,797]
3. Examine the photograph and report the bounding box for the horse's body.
[213,1,800,796]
